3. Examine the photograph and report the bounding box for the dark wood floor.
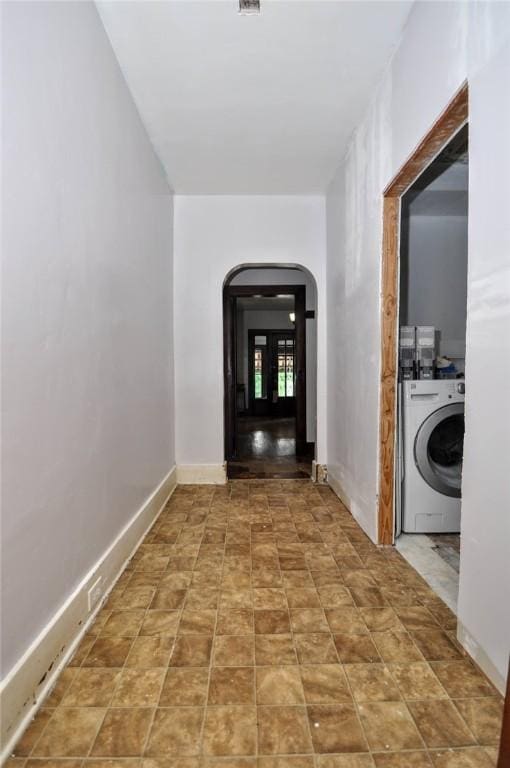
[228,416,312,479]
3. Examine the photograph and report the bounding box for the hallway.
[3,2,510,764]
[11,480,503,766]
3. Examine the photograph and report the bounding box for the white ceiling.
[97,0,413,194]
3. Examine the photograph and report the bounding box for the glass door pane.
[254,348,263,398]
[253,336,267,400]
[286,339,294,397]
[277,339,286,396]
[274,335,295,400]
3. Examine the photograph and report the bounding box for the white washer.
[401,379,465,533]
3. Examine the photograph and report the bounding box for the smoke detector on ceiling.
[239,0,260,15]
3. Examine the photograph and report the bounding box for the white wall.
[458,33,510,692]
[326,1,510,688]
[1,1,174,680]
[174,197,326,467]
[401,213,468,362]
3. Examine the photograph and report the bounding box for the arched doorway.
[223,264,318,479]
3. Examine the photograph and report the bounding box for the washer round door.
[414,402,465,498]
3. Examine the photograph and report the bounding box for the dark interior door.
[250,332,270,417]
[271,332,296,417]
[248,330,296,418]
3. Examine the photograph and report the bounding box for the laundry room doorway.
[378,84,469,615]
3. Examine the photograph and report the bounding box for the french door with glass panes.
[249,330,296,418]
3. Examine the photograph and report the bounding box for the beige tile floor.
[8,480,503,768]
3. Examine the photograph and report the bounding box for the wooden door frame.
[377,82,469,545]
[223,284,307,459]
[497,657,510,767]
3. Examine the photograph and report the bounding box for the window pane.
[254,347,264,398]
[255,335,267,345]
[278,352,286,397]
[286,353,294,396]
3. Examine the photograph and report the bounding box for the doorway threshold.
[227,457,312,480]
[396,533,459,614]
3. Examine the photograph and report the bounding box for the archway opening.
[223,264,318,479]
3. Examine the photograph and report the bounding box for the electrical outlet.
[87,577,103,612]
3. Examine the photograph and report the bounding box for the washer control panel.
[404,379,465,402]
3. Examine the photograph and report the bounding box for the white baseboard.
[457,620,506,695]
[327,469,352,510]
[0,465,177,762]
[328,470,380,545]
[177,463,226,485]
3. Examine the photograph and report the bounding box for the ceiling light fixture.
[239,0,260,15]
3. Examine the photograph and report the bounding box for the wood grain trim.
[377,82,468,545]
[384,84,468,197]
[294,284,307,456]
[497,657,510,767]
[378,196,400,545]
[223,292,236,460]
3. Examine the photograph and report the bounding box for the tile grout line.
[274,497,317,767]
[122,493,185,759]
[319,502,377,763]
[92,489,186,760]
[10,480,503,766]
[198,485,228,761]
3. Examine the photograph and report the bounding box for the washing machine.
[400,379,465,533]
